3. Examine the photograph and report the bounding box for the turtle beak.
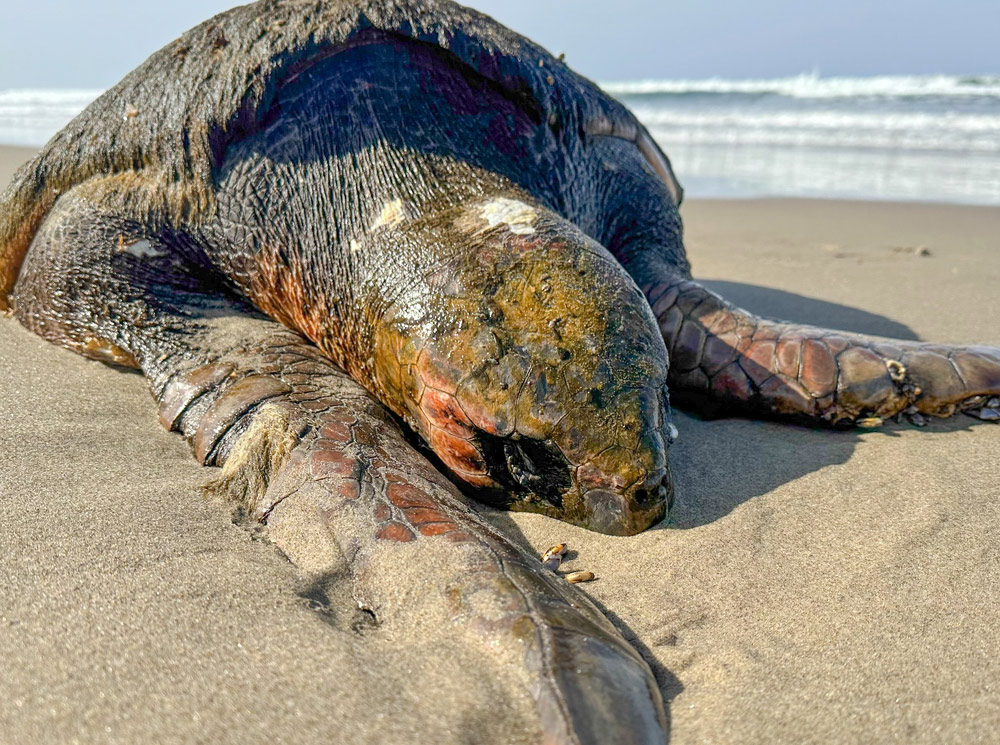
[581,467,671,536]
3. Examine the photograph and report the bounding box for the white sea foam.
[603,74,1000,203]
[631,108,1000,153]
[1,78,998,204]
[0,89,103,146]
[0,88,105,106]
[601,73,1000,99]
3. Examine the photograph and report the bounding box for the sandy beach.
[2,144,998,744]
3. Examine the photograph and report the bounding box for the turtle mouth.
[582,469,672,535]
[463,431,671,534]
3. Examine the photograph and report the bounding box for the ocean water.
[0,89,103,149]
[605,73,1000,205]
[2,74,998,204]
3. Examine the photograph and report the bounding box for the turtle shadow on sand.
[480,282,996,740]
[662,280,985,529]
[489,281,989,536]
[698,280,919,341]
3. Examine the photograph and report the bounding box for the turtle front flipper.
[11,187,668,744]
[636,270,1000,427]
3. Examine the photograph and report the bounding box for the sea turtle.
[2,1,998,742]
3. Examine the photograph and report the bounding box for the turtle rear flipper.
[11,185,668,745]
[632,266,1000,427]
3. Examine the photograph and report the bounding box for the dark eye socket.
[478,432,570,507]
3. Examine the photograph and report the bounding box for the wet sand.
[2,144,998,743]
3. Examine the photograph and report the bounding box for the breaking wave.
[600,73,1000,99]
[0,89,103,147]
[1,75,998,203]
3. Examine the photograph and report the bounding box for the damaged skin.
[369,199,673,535]
[206,38,679,536]
[2,2,1000,741]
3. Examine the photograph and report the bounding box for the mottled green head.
[374,196,674,535]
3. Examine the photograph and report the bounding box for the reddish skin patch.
[455,471,498,488]
[374,502,391,521]
[449,393,504,437]
[248,244,335,361]
[402,507,450,526]
[801,339,838,397]
[415,350,460,395]
[575,461,628,492]
[745,340,776,372]
[753,324,780,342]
[418,522,457,536]
[337,480,360,500]
[387,482,439,509]
[708,309,738,336]
[429,427,488,476]
[734,331,755,355]
[775,337,802,379]
[348,422,377,449]
[694,306,729,336]
[311,449,360,480]
[376,522,416,543]
[319,420,352,442]
[744,340,777,386]
[420,387,475,438]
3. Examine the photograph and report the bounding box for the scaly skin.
[10,191,667,744]
[366,202,673,533]
[640,274,1000,426]
[168,333,668,745]
[193,38,676,535]
[1,1,999,743]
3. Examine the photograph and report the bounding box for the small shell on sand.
[541,543,568,571]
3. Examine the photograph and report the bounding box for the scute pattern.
[645,278,1000,425]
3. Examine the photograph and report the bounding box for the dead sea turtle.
[2,1,998,742]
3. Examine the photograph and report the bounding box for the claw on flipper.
[642,275,1000,428]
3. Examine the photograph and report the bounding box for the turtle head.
[374,197,674,535]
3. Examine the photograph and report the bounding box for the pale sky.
[2,0,997,88]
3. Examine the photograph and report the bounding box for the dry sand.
[2,144,998,744]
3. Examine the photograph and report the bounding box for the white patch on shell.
[124,239,165,259]
[478,198,537,235]
[370,198,406,231]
